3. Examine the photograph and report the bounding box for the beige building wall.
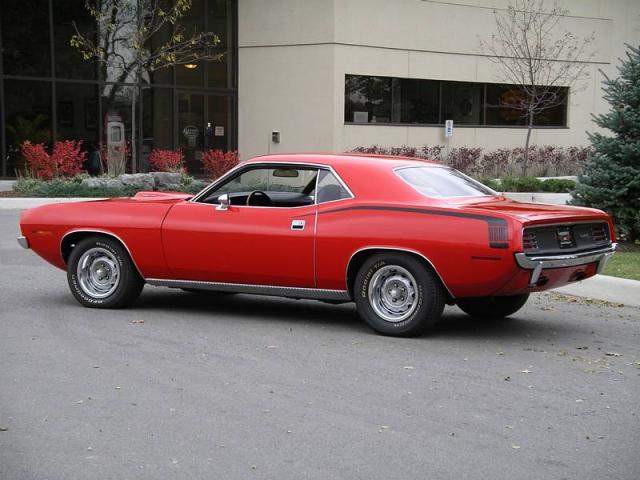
[239,0,640,160]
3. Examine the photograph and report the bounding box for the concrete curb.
[504,192,571,205]
[555,275,640,308]
[0,180,16,192]
[0,197,105,210]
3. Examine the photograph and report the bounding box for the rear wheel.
[457,294,529,319]
[354,253,445,336]
[67,236,143,308]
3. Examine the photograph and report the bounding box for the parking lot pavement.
[1,209,639,480]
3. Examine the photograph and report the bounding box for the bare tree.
[70,0,223,174]
[479,0,595,175]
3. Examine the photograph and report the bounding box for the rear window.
[395,166,496,198]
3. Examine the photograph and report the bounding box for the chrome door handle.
[291,220,305,230]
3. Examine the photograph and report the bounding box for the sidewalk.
[0,197,104,209]
[555,275,640,308]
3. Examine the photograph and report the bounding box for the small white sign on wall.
[445,120,454,138]
[214,126,225,137]
[353,111,369,123]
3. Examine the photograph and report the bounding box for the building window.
[1,0,238,177]
[4,80,52,175]
[53,0,97,80]
[1,0,51,77]
[345,74,568,128]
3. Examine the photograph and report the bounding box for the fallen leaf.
[131,319,144,324]
[403,366,415,370]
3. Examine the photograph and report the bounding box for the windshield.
[396,166,496,198]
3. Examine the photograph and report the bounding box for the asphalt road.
[1,209,639,480]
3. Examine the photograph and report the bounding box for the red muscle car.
[18,154,617,336]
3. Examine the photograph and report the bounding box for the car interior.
[200,166,350,207]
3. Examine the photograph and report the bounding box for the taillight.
[488,224,509,248]
[591,224,608,243]
[522,232,538,251]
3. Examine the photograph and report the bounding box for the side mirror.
[216,193,230,211]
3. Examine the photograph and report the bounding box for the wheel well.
[61,231,128,266]
[346,248,454,303]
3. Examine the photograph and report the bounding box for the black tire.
[67,236,144,308]
[457,294,529,319]
[354,253,445,336]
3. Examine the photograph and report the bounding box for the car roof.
[244,153,444,203]
[246,152,441,170]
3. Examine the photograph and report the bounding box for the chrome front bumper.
[17,236,30,249]
[515,243,617,287]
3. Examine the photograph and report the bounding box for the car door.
[161,166,317,287]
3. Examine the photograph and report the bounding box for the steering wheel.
[246,190,273,207]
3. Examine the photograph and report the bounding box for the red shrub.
[202,150,239,179]
[21,141,57,180]
[22,140,86,179]
[149,149,185,172]
[443,147,484,176]
[51,140,86,177]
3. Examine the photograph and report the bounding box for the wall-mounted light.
[184,63,198,70]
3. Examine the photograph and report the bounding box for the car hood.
[100,191,193,204]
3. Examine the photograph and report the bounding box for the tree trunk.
[523,110,534,176]
[131,74,138,174]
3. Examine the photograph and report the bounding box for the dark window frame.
[344,74,569,129]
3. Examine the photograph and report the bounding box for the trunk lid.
[449,195,608,225]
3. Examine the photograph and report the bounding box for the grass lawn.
[602,243,640,281]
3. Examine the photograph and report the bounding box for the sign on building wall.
[445,120,454,138]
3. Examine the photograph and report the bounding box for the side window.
[316,170,351,203]
[215,168,269,195]
[201,166,319,207]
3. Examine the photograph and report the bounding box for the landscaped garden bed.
[9,142,238,198]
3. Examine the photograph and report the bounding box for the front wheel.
[67,236,144,308]
[456,294,529,319]
[354,253,445,336]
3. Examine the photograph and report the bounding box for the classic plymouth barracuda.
[18,153,616,336]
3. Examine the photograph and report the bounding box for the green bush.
[571,44,640,241]
[540,178,576,193]
[13,174,208,198]
[14,177,138,197]
[499,176,544,192]
[479,177,501,191]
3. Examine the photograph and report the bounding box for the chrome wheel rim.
[76,247,120,299]
[368,265,418,323]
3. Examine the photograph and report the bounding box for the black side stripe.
[316,205,507,226]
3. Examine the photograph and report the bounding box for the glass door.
[176,91,232,175]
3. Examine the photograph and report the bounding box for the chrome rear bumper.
[515,243,617,287]
[17,236,30,249]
